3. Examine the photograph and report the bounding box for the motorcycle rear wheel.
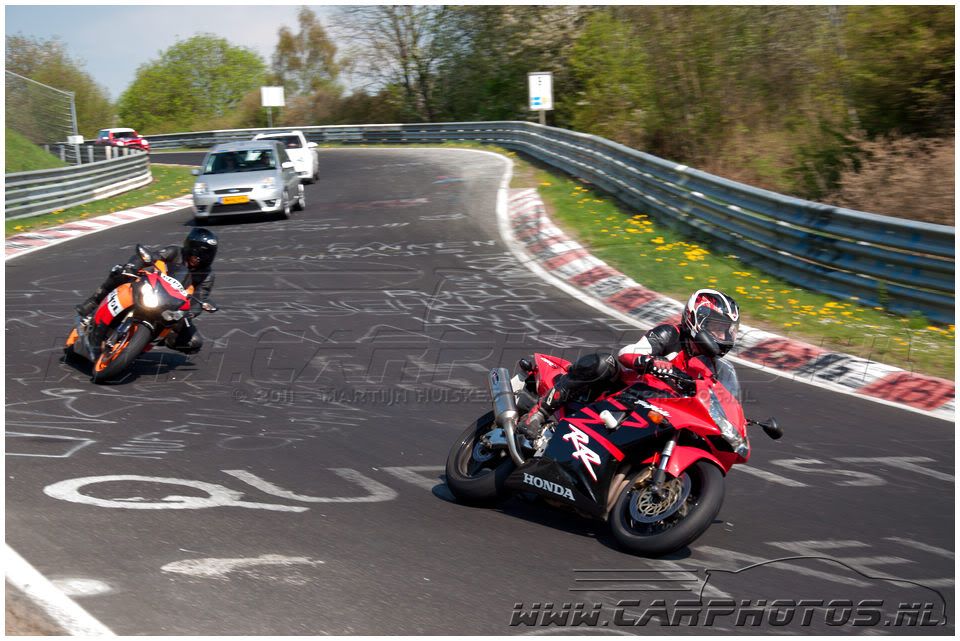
[91,322,152,384]
[610,461,724,557]
[445,413,515,505]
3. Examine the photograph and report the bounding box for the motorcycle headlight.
[140,283,160,308]
[193,182,208,195]
[703,389,749,456]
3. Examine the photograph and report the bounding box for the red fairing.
[532,353,571,395]
[92,297,116,326]
[147,272,191,310]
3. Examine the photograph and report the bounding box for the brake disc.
[629,473,692,523]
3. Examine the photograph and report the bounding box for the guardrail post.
[88,146,94,164]
[58,145,66,162]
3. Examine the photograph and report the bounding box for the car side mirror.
[307,142,318,148]
[191,168,200,176]
[281,161,295,169]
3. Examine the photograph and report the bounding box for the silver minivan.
[191,140,304,220]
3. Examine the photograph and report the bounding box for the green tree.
[843,5,954,137]
[5,34,113,139]
[337,6,450,121]
[117,34,266,133]
[272,6,340,96]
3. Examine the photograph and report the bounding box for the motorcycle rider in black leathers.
[519,289,741,439]
[75,228,219,354]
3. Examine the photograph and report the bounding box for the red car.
[95,128,150,152]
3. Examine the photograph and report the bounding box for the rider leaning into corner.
[74,227,219,354]
[519,288,741,440]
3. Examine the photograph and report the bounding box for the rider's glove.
[635,354,673,376]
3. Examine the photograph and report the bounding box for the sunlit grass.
[535,169,954,379]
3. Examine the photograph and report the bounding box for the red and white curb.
[505,187,954,421]
[5,195,193,260]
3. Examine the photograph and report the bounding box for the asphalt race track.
[5,149,954,634]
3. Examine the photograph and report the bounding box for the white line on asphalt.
[5,545,115,636]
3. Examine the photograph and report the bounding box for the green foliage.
[5,34,113,138]
[117,34,266,133]
[5,127,67,172]
[272,6,340,97]
[843,6,954,137]
[787,120,863,199]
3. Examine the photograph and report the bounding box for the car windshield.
[715,359,741,399]
[262,135,302,149]
[203,150,277,174]
[114,131,138,139]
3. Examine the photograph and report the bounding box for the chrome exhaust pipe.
[488,367,525,466]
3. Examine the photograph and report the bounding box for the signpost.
[528,72,554,126]
[260,86,285,128]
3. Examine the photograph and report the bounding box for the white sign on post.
[528,72,554,111]
[260,86,285,108]
[67,135,84,145]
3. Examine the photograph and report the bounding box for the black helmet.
[682,289,740,357]
[183,227,218,270]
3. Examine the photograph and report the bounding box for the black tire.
[445,413,515,505]
[91,322,153,383]
[610,461,724,557]
[279,193,292,219]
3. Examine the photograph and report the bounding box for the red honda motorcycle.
[445,353,782,556]
[65,245,216,383]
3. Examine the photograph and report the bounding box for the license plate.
[220,195,249,205]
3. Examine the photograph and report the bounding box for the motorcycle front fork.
[647,436,678,500]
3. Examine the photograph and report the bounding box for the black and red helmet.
[183,227,218,270]
[682,289,740,357]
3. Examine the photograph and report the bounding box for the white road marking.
[733,465,809,487]
[770,458,885,487]
[381,465,445,490]
[43,475,308,512]
[161,554,324,580]
[5,545,114,636]
[834,456,954,483]
[51,578,113,597]
[884,537,955,559]
[224,468,398,503]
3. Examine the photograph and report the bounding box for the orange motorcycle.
[65,245,216,383]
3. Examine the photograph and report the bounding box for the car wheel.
[280,192,292,219]
[293,184,306,211]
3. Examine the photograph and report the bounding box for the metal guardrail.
[42,143,133,165]
[146,122,955,322]
[5,149,151,220]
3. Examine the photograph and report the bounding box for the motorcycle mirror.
[136,244,155,264]
[761,417,783,440]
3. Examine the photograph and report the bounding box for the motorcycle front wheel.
[91,322,153,384]
[444,412,515,505]
[610,461,724,557]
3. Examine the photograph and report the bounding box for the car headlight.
[193,182,208,195]
[703,389,749,456]
[260,177,276,188]
[141,139,149,145]
[116,140,125,146]
[140,283,159,308]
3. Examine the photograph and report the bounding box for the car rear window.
[203,150,277,174]
[262,135,302,149]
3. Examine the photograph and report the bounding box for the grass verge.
[5,128,66,172]
[530,160,954,379]
[6,165,195,237]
